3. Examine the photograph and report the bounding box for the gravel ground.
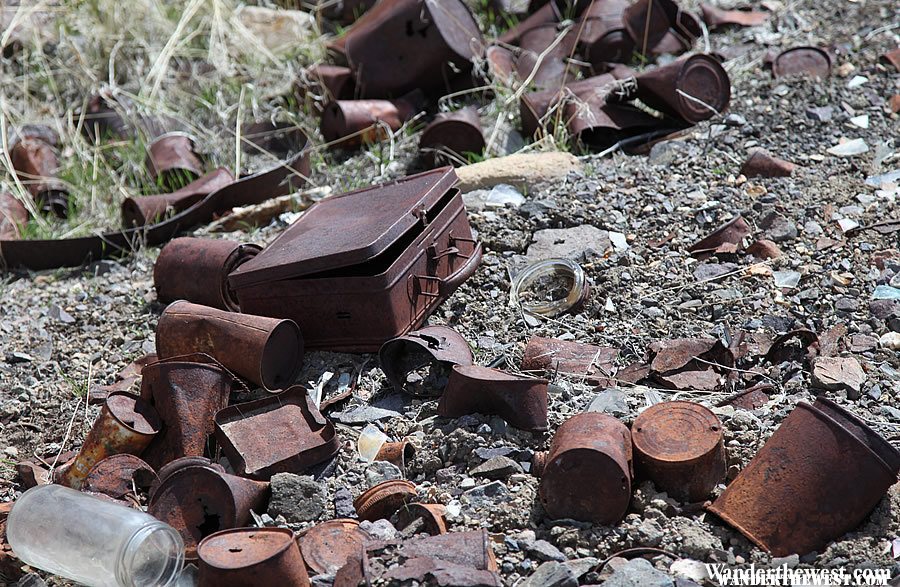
[1,0,899,585]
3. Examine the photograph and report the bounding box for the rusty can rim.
[632,401,723,464]
[198,527,296,570]
[353,479,417,521]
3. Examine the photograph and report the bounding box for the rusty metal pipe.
[54,392,160,490]
[534,412,632,524]
[707,398,900,556]
[631,401,725,502]
[156,301,304,392]
[138,354,234,470]
[198,527,309,587]
[154,238,262,311]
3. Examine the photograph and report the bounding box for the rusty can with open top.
[228,167,482,352]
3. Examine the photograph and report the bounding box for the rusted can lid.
[198,527,309,586]
[772,46,832,79]
[297,519,368,575]
[632,401,722,464]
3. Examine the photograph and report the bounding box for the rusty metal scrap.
[379,325,474,396]
[149,459,271,559]
[297,519,369,575]
[332,0,485,98]
[156,301,304,391]
[82,454,158,505]
[10,129,69,218]
[353,479,417,522]
[700,3,769,28]
[146,132,204,188]
[121,167,235,228]
[521,336,618,382]
[197,527,309,586]
[533,412,632,524]
[708,398,900,556]
[383,556,502,586]
[687,215,752,258]
[631,401,726,502]
[740,148,797,178]
[400,529,499,571]
[320,96,422,148]
[439,365,549,431]
[229,167,482,353]
[396,503,448,536]
[154,237,261,312]
[54,392,160,490]
[139,354,233,470]
[770,46,832,79]
[214,386,340,480]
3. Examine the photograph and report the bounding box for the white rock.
[880,332,900,350]
[827,138,869,157]
[849,115,869,129]
[846,75,868,88]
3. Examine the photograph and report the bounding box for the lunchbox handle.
[410,242,483,300]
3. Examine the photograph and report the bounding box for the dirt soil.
[1,0,899,585]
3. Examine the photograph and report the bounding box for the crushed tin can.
[708,398,900,556]
[438,365,549,432]
[740,148,797,178]
[154,237,262,312]
[297,519,368,576]
[156,301,304,392]
[121,167,235,228]
[139,354,234,470]
[379,325,474,396]
[634,54,731,123]
[149,459,271,559]
[533,412,632,524]
[229,167,482,352]
[320,96,421,148]
[521,336,618,383]
[197,527,309,587]
[54,392,160,490]
[214,386,340,480]
[9,133,68,218]
[419,107,486,167]
[0,192,29,240]
[146,132,204,189]
[334,0,484,97]
[631,401,726,502]
[771,46,832,79]
[353,480,418,522]
[396,503,448,536]
[82,454,158,504]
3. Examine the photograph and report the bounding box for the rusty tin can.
[146,132,204,188]
[156,300,304,391]
[139,354,233,470]
[375,440,416,473]
[338,0,484,97]
[296,519,368,576]
[214,386,340,480]
[0,192,29,240]
[149,464,271,559]
[82,454,159,503]
[154,237,262,311]
[740,148,796,178]
[379,325,474,395]
[121,167,235,227]
[54,392,160,490]
[771,46,832,79]
[320,97,420,148]
[353,480,418,522]
[708,398,900,556]
[438,365,549,432]
[419,108,485,167]
[635,54,731,123]
[631,401,725,502]
[198,527,309,586]
[396,503,448,535]
[228,167,482,352]
[534,412,632,524]
[10,136,68,218]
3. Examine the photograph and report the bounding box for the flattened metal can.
[534,412,632,524]
[198,527,309,586]
[156,300,304,391]
[707,398,900,556]
[146,132,204,188]
[771,46,832,79]
[631,401,725,502]
[154,237,262,311]
[438,365,548,431]
[379,325,474,396]
[296,519,368,575]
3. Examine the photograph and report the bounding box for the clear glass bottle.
[7,485,184,587]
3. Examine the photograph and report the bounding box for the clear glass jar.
[510,258,590,317]
[7,485,184,587]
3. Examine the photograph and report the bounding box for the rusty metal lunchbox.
[228,167,482,352]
